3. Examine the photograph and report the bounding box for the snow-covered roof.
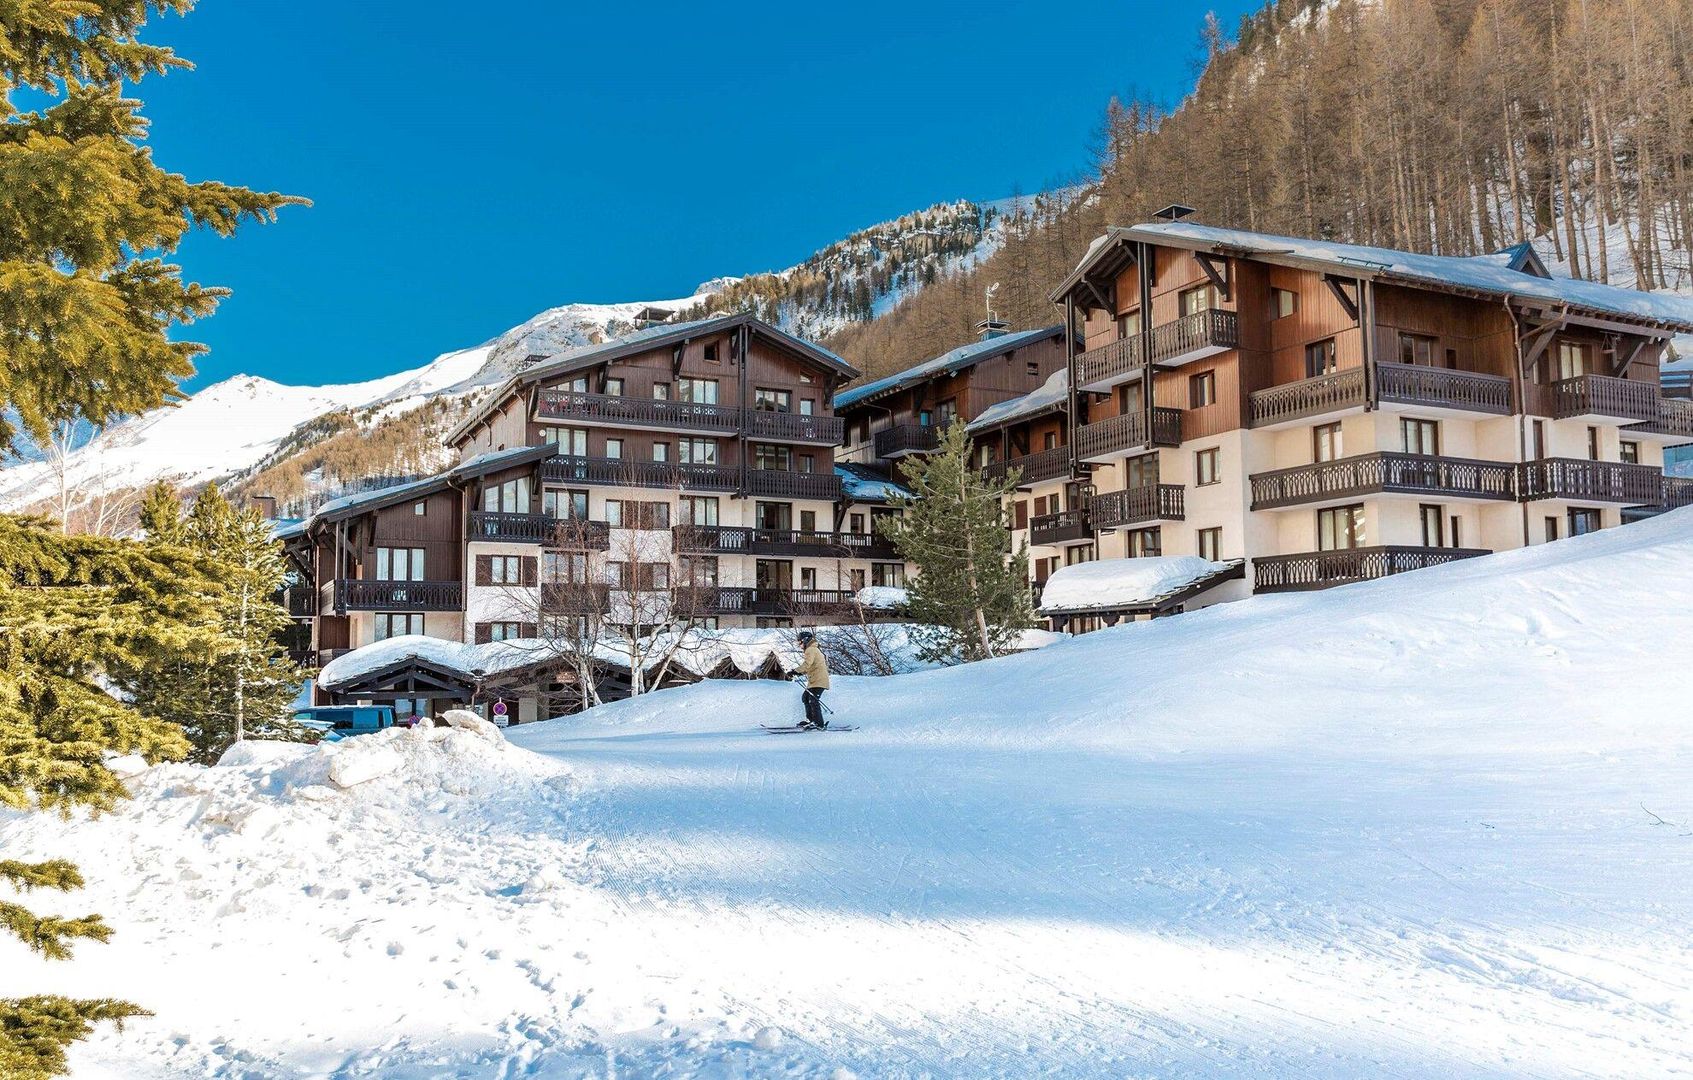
[448,443,556,479]
[1119,222,1693,332]
[1038,556,1244,616]
[966,369,1069,434]
[310,475,452,524]
[835,326,1067,411]
[835,462,911,504]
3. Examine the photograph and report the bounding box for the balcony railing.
[1250,367,1366,428]
[674,586,860,617]
[1516,458,1665,503]
[1149,307,1238,366]
[1623,397,1693,440]
[335,579,463,612]
[1029,509,1092,547]
[672,525,899,560]
[873,423,940,459]
[535,390,842,443]
[1075,336,1148,392]
[980,445,1071,489]
[539,456,840,500]
[1531,374,1659,422]
[1374,363,1513,415]
[1075,408,1182,462]
[1087,484,1185,529]
[1250,453,1518,510]
[746,468,842,500]
[466,510,609,546]
[1254,546,1491,593]
[284,585,316,618]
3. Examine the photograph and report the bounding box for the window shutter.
[1014,501,1029,530]
[521,557,537,586]
[474,622,492,644]
[520,622,537,639]
[475,554,492,586]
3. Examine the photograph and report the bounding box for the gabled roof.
[1053,222,1693,334]
[309,474,455,526]
[834,325,1070,412]
[965,368,1068,435]
[445,313,859,447]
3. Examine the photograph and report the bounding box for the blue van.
[292,705,398,742]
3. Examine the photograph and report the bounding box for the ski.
[760,724,858,734]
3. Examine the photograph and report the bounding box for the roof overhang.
[836,325,1073,413]
[1039,560,1246,619]
[1047,229,1140,307]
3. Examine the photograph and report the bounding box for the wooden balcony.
[873,423,940,459]
[468,511,608,549]
[1075,408,1182,463]
[1075,336,1148,393]
[1627,476,1693,520]
[980,445,1072,490]
[745,468,842,501]
[1622,397,1693,442]
[672,525,899,560]
[1250,368,1366,428]
[1529,374,1659,422]
[1029,509,1092,547]
[1374,364,1513,416]
[1149,308,1238,366]
[284,585,316,618]
[1516,458,1664,503]
[539,456,839,500]
[335,579,463,612]
[535,390,842,444]
[1087,484,1185,529]
[1250,453,1517,510]
[1253,545,1491,593]
[673,586,860,617]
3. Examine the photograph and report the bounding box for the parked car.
[292,705,399,742]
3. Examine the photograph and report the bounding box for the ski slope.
[6,511,1693,1077]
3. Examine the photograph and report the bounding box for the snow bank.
[854,584,908,609]
[1037,554,1226,612]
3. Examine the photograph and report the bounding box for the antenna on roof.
[1152,203,1197,222]
[976,283,1009,341]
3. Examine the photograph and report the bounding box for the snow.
[834,325,1065,410]
[854,584,908,609]
[1037,554,1230,613]
[967,367,1068,433]
[834,462,910,503]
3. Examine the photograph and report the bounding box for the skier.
[795,630,830,730]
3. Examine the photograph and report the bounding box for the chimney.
[248,494,279,521]
[975,318,1010,341]
[631,305,676,330]
[1152,203,1197,222]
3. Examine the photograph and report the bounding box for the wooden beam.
[1519,315,1567,381]
[1195,254,1231,301]
[1078,278,1113,315]
[1323,275,1359,321]
[1611,336,1648,377]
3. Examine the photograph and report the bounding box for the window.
[848,513,865,534]
[1117,310,1142,337]
[605,501,669,529]
[703,342,720,364]
[755,501,792,530]
[652,382,670,400]
[678,556,718,587]
[1195,447,1220,486]
[545,427,588,456]
[800,567,817,590]
[561,377,588,392]
[1197,527,1222,562]
[1531,419,1547,459]
[375,612,423,640]
[542,489,588,520]
[482,477,530,514]
[1569,508,1602,536]
[678,438,717,465]
[1026,360,1040,377]
[1450,515,1462,548]
[935,399,958,427]
[799,398,814,416]
[1317,504,1366,551]
[638,562,670,590]
[676,378,718,404]
[1126,528,1161,557]
[850,568,866,591]
[800,510,816,532]
[1178,284,1215,317]
[1398,333,1436,366]
[1271,288,1297,319]
[679,495,719,526]
[604,438,623,459]
[1043,431,1058,451]
[376,547,424,581]
[483,622,522,642]
[1621,440,1640,465]
[800,372,814,384]
[1544,516,1560,542]
[652,442,669,463]
[1189,370,1217,408]
[1420,504,1445,548]
[872,563,904,587]
[604,561,630,588]
[754,388,792,412]
[799,454,815,474]
[1123,453,1159,489]
[542,551,588,584]
[413,501,426,516]
[1554,341,1589,381]
[1587,426,1600,461]
[1401,418,1439,456]
[1313,422,1343,463]
[604,377,624,396]
[480,554,523,585]
[754,444,793,471]
[1305,339,1338,378]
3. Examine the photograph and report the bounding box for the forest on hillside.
[826,0,1693,378]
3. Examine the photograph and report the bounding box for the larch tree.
[884,421,1035,664]
[0,3,301,1073]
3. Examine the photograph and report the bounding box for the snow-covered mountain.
[0,199,1015,514]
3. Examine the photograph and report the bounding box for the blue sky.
[145,1,1258,390]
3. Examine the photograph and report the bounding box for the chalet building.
[985,218,1693,627]
[281,313,915,722]
[835,324,1071,470]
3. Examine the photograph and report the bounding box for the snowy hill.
[7,510,1693,1076]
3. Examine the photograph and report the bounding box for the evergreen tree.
[884,421,1035,664]
[136,481,183,545]
[0,516,222,1078]
[126,486,309,762]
